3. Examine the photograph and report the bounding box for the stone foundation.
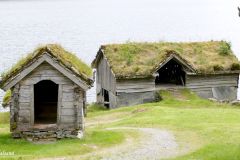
[12,130,84,141]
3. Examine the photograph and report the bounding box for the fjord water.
[0,0,239,111]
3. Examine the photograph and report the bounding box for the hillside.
[1,89,240,159]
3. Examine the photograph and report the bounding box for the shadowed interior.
[155,59,186,86]
[103,89,110,108]
[34,80,58,124]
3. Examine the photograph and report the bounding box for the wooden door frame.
[30,81,60,127]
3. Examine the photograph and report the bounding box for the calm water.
[0,0,240,111]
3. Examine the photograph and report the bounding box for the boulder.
[230,100,240,106]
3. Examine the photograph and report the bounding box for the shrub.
[133,66,140,72]
[213,65,224,71]
[154,91,162,102]
[230,63,240,70]
[218,42,231,55]
[2,90,11,108]
[87,103,108,113]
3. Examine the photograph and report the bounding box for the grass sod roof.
[96,41,240,79]
[0,44,93,88]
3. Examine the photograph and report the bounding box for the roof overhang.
[91,48,104,68]
[187,70,240,75]
[1,53,91,91]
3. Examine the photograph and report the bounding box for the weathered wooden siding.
[20,62,73,86]
[10,84,20,132]
[116,79,155,93]
[96,56,116,108]
[115,74,239,107]
[13,62,85,131]
[60,85,84,129]
[116,78,156,107]
[117,91,156,107]
[186,74,239,101]
[16,83,32,131]
[60,84,75,128]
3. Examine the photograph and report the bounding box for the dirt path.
[40,127,188,160]
[99,127,180,160]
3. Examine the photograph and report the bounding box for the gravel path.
[100,127,180,160]
[39,127,184,160]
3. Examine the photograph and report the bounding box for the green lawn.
[0,112,125,159]
[1,89,240,159]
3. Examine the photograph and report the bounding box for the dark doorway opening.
[155,59,186,86]
[103,89,110,108]
[34,80,58,124]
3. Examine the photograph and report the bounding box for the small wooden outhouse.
[0,44,93,140]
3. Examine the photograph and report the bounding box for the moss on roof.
[98,41,240,79]
[1,44,93,87]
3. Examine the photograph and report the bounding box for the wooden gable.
[1,53,91,91]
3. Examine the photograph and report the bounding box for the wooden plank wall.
[186,74,239,100]
[10,84,20,131]
[15,62,84,130]
[116,79,155,93]
[96,56,116,108]
[115,78,156,107]
[116,91,156,107]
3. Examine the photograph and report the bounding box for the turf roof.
[94,41,240,79]
[0,44,93,87]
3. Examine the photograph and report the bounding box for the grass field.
[1,89,240,159]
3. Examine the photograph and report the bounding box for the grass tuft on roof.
[2,90,11,108]
[0,44,93,87]
[100,41,239,79]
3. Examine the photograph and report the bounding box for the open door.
[34,80,58,124]
[155,59,186,86]
[103,89,110,108]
